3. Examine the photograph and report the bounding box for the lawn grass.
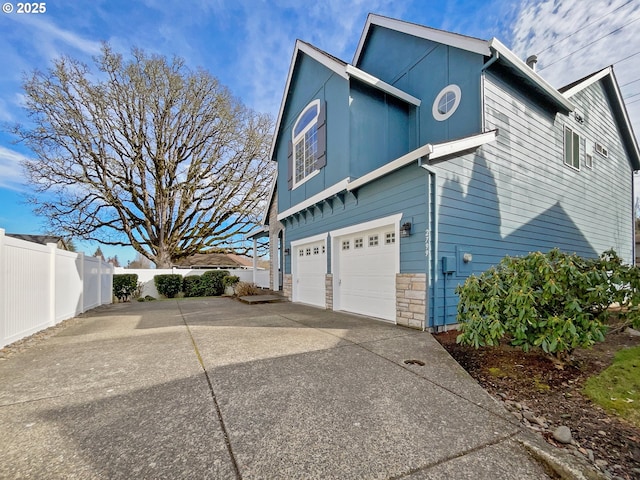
[583,345,640,428]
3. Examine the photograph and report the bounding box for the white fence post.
[0,229,5,346]
[47,243,57,327]
[78,252,85,314]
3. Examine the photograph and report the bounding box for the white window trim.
[292,99,321,190]
[432,84,461,121]
[563,125,580,172]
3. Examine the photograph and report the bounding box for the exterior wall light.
[284,247,290,256]
[400,222,412,237]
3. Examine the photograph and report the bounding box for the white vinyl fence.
[0,229,113,348]
[115,267,270,298]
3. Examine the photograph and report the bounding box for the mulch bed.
[434,329,640,480]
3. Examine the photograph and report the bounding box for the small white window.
[354,238,363,249]
[385,232,396,245]
[292,100,321,188]
[595,142,608,158]
[585,139,594,169]
[306,247,311,256]
[313,246,319,255]
[342,240,350,251]
[432,85,461,121]
[368,235,379,247]
[321,245,326,254]
[564,125,580,170]
[298,249,304,257]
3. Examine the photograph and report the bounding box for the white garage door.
[293,239,326,308]
[335,225,398,321]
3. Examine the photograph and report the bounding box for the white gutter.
[488,38,575,112]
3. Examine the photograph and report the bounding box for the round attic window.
[432,85,461,121]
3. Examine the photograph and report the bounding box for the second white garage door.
[334,224,398,322]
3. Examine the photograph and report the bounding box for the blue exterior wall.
[275,54,350,213]
[349,81,414,179]
[282,164,428,277]
[356,25,484,145]
[426,70,635,327]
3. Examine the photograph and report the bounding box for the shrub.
[154,274,182,298]
[183,275,206,298]
[144,295,156,301]
[223,275,240,288]
[235,282,261,296]
[113,273,139,302]
[455,249,640,359]
[200,270,229,296]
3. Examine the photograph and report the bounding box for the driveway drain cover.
[403,359,425,366]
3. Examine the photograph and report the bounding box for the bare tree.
[127,252,152,269]
[13,45,274,267]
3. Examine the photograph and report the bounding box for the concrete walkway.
[0,298,578,479]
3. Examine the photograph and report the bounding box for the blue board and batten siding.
[276,54,350,213]
[356,25,484,145]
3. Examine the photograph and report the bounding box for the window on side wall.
[289,99,326,189]
[564,125,580,170]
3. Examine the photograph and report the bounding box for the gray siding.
[427,71,634,326]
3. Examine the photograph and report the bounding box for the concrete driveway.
[0,298,562,479]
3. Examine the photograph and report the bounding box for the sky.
[0,0,639,265]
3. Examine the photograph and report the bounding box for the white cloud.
[0,146,28,190]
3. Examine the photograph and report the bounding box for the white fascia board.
[428,129,498,160]
[260,174,277,226]
[347,130,497,191]
[353,14,490,65]
[291,232,328,247]
[277,178,350,221]
[244,226,268,241]
[608,69,640,168]
[562,67,612,98]
[347,143,434,191]
[329,213,403,238]
[489,38,575,112]
[346,65,421,106]
[269,41,349,161]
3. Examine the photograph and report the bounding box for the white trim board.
[329,213,403,238]
[291,233,329,247]
[277,178,350,221]
[346,65,421,106]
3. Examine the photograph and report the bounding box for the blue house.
[261,14,640,330]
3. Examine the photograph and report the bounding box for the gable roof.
[560,66,640,170]
[354,13,574,113]
[269,40,420,162]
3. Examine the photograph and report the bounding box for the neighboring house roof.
[173,253,254,269]
[559,66,640,170]
[6,233,69,250]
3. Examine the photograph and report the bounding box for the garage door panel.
[293,240,326,308]
[336,225,397,322]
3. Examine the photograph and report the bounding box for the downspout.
[482,51,500,71]
[419,159,438,331]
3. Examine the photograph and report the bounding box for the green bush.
[223,275,240,288]
[455,249,640,358]
[154,274,182,298]
[183,275,206,297]
[200,270,229,296]
[113,273,139,302]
